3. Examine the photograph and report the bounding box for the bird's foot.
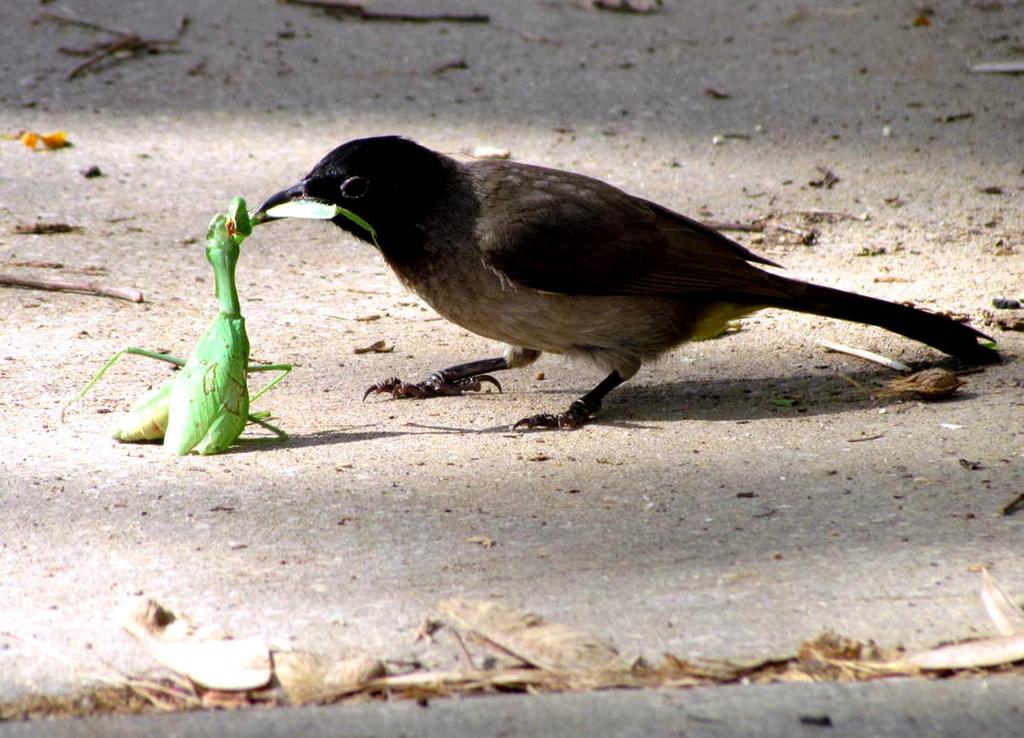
[513,399,592,430]
[363,372,502,401]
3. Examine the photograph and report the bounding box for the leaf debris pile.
[4,572,1024,721]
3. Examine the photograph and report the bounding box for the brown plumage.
[258,136,998,428]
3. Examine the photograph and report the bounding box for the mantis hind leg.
[244,363,292,442]
[245,412,288,442]
[247,363,292,403]
[62,347,186,421]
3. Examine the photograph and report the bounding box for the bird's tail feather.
[760,278,999,364]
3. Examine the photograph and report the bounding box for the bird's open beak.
[252,181,342,224]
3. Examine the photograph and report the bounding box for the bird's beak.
[252,181,342,225]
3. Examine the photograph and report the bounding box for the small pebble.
[80,165,103,178]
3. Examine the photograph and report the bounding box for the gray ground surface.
[2,0,1023,732]
[4,677,1024,738]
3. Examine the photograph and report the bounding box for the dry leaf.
[5,130,71,150]
[120,598,272,690]
[40,131,70,149]
[200,690,252,709]
[903,573,1024,669]
[656,652,780,683]
[981,569,1024,636]
[360,667,564,693]
[353,339,394,354]
[438,599,623,672]
[274,651,386,705]
[880,368,964,400]
[906,633,1024,670]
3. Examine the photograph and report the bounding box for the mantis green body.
[163,200,253,455]
[65,197,291,455]
[115,373,173,442]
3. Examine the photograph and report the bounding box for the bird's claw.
[362,373,502,401]
[513,413,564,430]
[363,376,410,401]
[512,400,591,430]
[460,374,502,394]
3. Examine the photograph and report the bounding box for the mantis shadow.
[230,422,487,452]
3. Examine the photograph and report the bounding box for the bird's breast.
[399,251,715,376]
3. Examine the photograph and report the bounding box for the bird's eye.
[340,176,369,199]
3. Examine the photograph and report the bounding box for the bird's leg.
[364,347,540,401]
[514,371,626,430]
[363,357,509,400]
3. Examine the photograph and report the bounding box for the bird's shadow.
[508,363,984,428]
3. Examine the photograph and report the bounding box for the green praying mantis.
[64,197,291,455]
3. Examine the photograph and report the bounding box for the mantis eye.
[340,175,369,199]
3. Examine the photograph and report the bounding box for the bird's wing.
[473,162,786,298]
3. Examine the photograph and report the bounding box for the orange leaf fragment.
[41,130,70,149]
[13,130,71,150]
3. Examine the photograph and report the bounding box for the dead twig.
[38,11,132,35]
[969,61,1024,75]
[39,11,188,81]
[64,36,178,81]
[279,0,489,23]
[809,167,840,189]
[14,223,79,235]
[846,434,884,443]
[704,215,818,245]
[579,0,662,12]
[816,339,911,372]
[769,223,818,244]
[703,220,766,233]
[1002,493,1024,517]
[8,260,64,269]
[0,274,144,303]
[7,261,108,275]
[793,209,870,224]
[706,209,866,236]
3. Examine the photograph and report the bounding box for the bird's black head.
[255,136,452,249]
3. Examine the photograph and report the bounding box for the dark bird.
[256,136,998,428]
